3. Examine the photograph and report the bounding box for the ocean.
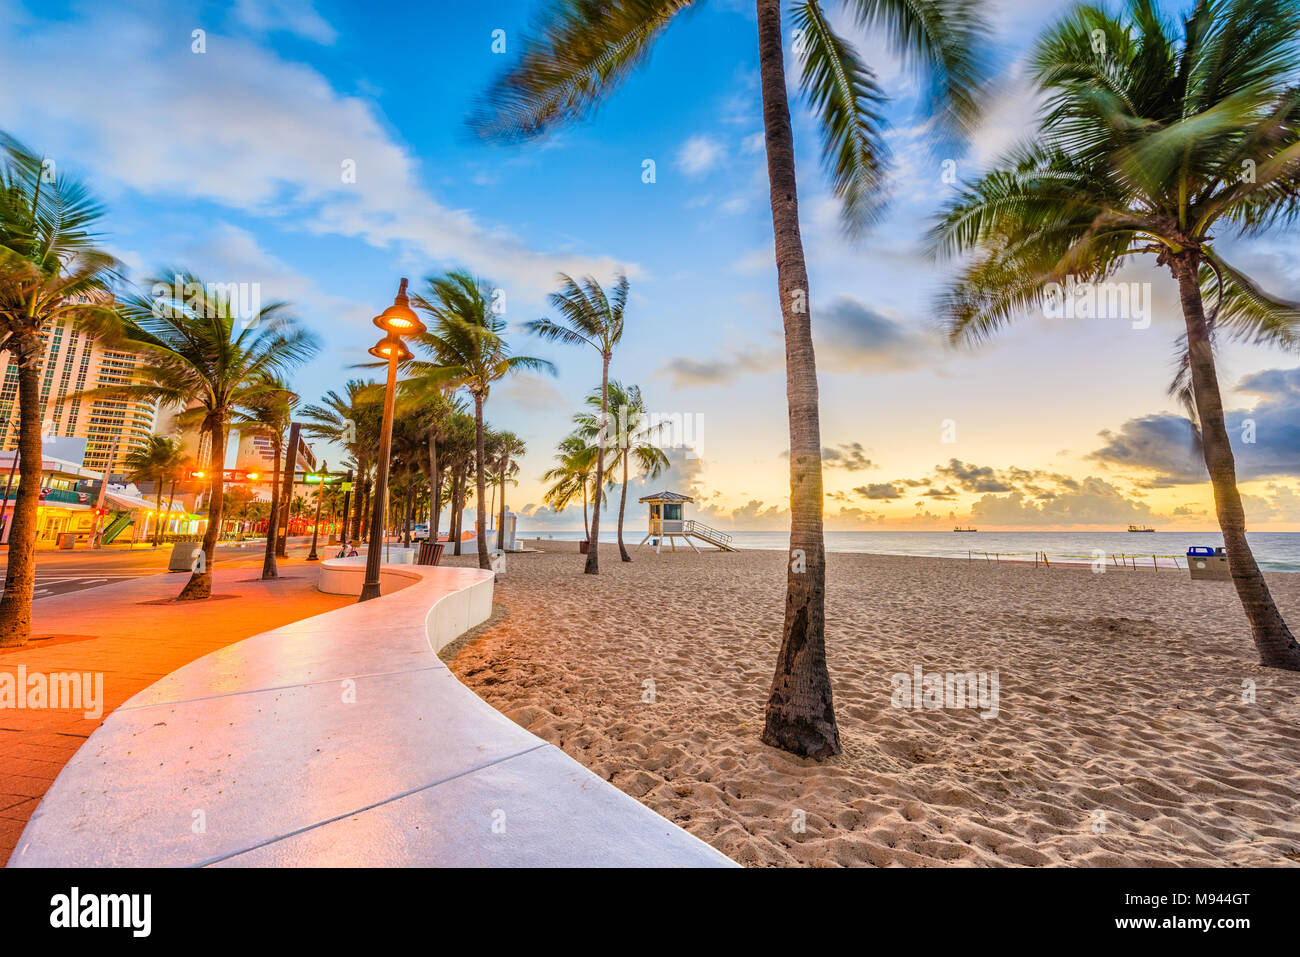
[519,529,1300,571]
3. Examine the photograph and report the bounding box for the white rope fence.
[967,551,1185,569]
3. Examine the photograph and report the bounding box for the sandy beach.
[446,542,1300,867]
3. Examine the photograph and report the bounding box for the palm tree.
[86,272,318,599]
[542,432,601,539]
[413,269,553,569]
[931,0,1300,671]
[490,430,527,550]
[440,407,479,551]
[471,0,989,757]
[527,273,628,574]
[396,367,467,546]
[389,409,433,546]
[122,435,184,547]
[302,379,382,546]
[577,381,669,562]
[232,377,298,579]
[0,133,120,645]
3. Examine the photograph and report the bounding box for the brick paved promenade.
[0,560,350,864]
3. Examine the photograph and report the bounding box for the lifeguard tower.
[637,491,735,553]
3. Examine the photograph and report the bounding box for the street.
[0,538,318,600]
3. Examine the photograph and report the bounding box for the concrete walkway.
[11,557,736,867]
[0,561,352,864]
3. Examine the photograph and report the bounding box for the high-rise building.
[0,316,159,473]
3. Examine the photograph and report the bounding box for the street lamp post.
[359,279,423,603]
[306,461,327,561]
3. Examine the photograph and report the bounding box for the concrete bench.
[11,557,735,867]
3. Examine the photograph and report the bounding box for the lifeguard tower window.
[663,503,682,521]
[650,504,660,519]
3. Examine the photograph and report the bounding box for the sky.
[2,0,1299,532]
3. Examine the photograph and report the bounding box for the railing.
[0,488,88,505]
[683,519,732,545]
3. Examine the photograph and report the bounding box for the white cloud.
[675,134,725,176]
[233,0,338,44]
[0,6,632,297]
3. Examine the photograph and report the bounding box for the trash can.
[57,532,77,550]
[1187,546,1231,581]
[416,541,445,566]
[579,539,590,554]
[168,541,203,572]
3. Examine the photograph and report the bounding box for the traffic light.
[189,469,262,482]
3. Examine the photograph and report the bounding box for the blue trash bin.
[1187,546,1230,581]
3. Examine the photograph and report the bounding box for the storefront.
[0,451,101,546]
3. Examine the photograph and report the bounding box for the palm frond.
[469,0,701,141]
[792,0,889,234]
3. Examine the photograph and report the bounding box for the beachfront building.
[0,317,160,474]
[0,451,203,547]
[0,451,103,545]
[637,491,735,553]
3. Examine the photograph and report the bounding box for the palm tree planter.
[932,0,1300,670]
[472,0,989,756]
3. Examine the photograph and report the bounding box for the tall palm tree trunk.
[179,416,225,600]
[452,462,466,556]
[0,341,44,646]
[756,0,840,758]
[166,476,178,539]
[153,476,165,547]
[275,457,293,558]
[473,393,491,569]
[428,430,440,540]
[432,468,443,542]
[585,354,611,574]
[498,459,509,554]
[617,451,631,562]
[351,472,367,545]
[1175,255,1300,670]
[262,441,282,579]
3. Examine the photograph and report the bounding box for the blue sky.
[3,0,1299,530]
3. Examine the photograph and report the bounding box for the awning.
[104,491,155,511]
